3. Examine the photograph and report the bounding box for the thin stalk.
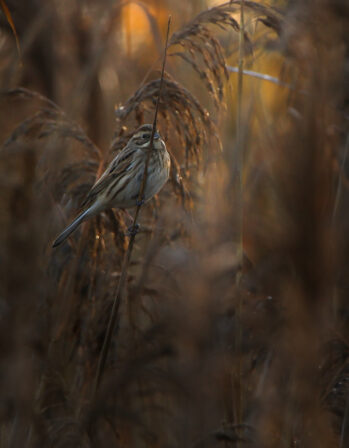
[331,133,349,323]
[332,133,349,224]
[340,392,349,448]
[92,16,172,397]
[226,66,293,88]
[236,0,244,265]
[233,0,245,444]
[226,66,309,97]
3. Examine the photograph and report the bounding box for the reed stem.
[92,16,172,397]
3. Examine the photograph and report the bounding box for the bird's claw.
[126,223,140,237]
[136,197,145,207]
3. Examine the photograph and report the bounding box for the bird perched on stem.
[52,124,170,247]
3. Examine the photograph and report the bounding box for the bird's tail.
[52,207,94,248]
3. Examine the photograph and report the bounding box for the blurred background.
[0,0,348,446]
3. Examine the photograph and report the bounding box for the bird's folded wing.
[81,146,139,206]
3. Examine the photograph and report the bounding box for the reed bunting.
[53,124,170,247]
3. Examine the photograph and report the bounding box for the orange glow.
[121,3,167,54]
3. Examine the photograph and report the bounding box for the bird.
[52,124,170,247]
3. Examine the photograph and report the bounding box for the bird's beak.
[154,132,160,140]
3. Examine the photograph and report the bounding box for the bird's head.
[130,124,164,150]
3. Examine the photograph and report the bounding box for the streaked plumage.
[53,124,170,247]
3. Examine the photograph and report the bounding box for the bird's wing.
[82,145,140,206]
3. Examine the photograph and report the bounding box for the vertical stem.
[331,133,348,324]
[92,16,172,397]
[332,133,349,225]
[340,392,349,448]
[236,0,245,250]
[233,0,245,444]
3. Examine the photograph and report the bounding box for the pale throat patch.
[140,139,164,149]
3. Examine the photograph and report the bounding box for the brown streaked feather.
[82,145,140,206]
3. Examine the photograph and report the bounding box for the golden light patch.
[120,3,167,54]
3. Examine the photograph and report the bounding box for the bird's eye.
[142,133,150,139]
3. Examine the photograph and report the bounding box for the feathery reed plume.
[0,1,348,446]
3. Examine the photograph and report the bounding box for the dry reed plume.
[0,0,348,447]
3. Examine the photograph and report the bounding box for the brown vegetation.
[0,0,348,446]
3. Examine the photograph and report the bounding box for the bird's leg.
[121,208,134,225]
[136,196,145,207]
[126,223,140,237]
[121,209,140,237]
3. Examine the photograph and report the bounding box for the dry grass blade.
[0,0,21,59]
[1,108,59,149]
[1,88,101,158]
[1,1,348,446]
[0,87,61,110]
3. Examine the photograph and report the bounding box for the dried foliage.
[0,0,348,447]
[168,1,281,107]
